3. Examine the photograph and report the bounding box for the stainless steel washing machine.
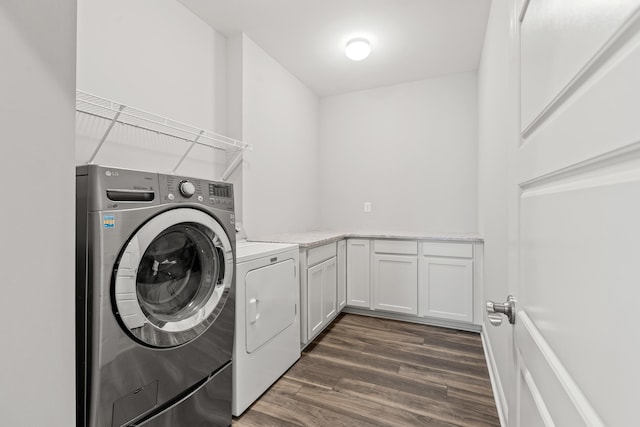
[76,165,236,427]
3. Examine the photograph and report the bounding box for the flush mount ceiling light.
[345,38,371,61]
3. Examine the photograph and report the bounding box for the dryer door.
[245,259,297,353]
[113,208,234,348]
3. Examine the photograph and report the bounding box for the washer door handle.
[248,298,260,324]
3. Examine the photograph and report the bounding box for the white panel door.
[497,1,640,426]
[322,258,337,321]
[373,254,418,315]
[346,239,370,308]
[520,0,639,130]
[307,262,324,339]
[419,258,472,322]
[337,240,347,310]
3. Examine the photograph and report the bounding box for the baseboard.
[342,307,481,333]
[481,325,508,427]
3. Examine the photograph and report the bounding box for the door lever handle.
[486,295,516,326]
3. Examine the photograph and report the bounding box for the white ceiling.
[178,0,491,97]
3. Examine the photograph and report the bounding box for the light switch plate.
[363,202,372,213]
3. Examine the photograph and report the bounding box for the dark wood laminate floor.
[233,313,500,427]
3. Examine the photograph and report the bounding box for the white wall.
[76,0,228,179]
[319,73,478,233]
[240,35,321,238]
[225,34,245,234]
[477,0,517,423]
[0,2,77,426]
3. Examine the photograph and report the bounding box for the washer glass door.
[114,208,233,348]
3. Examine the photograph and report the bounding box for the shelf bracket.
[172,130,204,173]
[88,104,126,164]
[221,151,243,182]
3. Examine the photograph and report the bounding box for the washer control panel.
[179,180,196,197]
[159,174,234,210]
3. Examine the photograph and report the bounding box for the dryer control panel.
[158,174,234,211]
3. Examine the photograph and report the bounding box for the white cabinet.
[372,240,418,315]
[345,238,478,328]
[337,240,347,310]
[373,254,418,314]
[346,239,370,308]
[322,258,337,321]
[302,242,339,344]
[307,257,337,338]
[307,262,324,338]
[419,242,473,323]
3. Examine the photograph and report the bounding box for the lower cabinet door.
[307,257,338,340]
[322,257,337,321]
[373,254,418,315]
[307,262,324,338]
[419,257,473,322]
[346,239,371,307]
[337,240,347,310]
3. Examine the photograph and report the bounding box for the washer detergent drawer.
[245,259,297,353]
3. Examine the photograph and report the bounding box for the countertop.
[250,231,483,249]
[235,240,299,263]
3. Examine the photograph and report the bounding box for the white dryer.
[233,241,301,416]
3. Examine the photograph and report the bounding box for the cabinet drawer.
[373,240,417,255]
[307,242,337,266]
[421,242,472,258]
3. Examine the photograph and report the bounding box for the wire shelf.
[75,90,251,173]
